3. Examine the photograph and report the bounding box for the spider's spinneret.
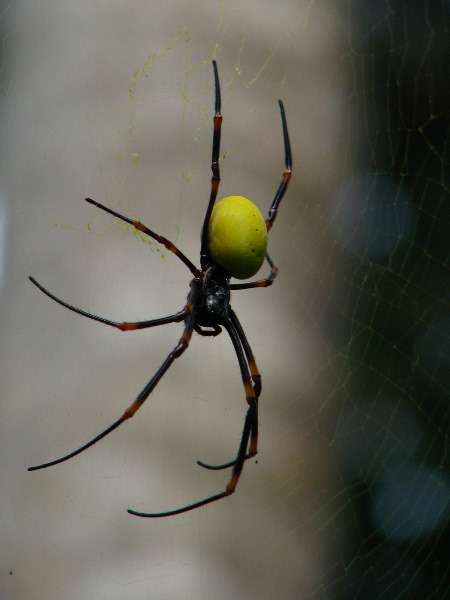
[208,195,268,280]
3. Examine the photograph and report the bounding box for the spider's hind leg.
[197,312,259,471]
[196,437,256,470]
[130,392,257,517]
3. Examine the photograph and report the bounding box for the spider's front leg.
[86,198,200,277]
[230,99,292,291]
[265,100,292,232]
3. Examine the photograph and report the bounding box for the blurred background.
[0,1,448,599]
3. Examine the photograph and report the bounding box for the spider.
[28,60,292,517]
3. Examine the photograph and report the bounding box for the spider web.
[321,4,450,597]
[0,1,449,599]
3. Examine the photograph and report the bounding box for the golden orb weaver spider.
[28,60,292,517]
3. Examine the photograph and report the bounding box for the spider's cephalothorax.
[195,266,230,333]
[28,60,292,517]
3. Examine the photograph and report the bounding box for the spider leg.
[128,315,258,517]
[200,60,222,268]
[28,280,201,471]
[230,100,291,290]
[29,276,192,331]
[129,391,257,517]
[229,308,261,397]
[197,312,259,470]
[265,100,292,232]
[229,252,278,290]
[86,198,200,277]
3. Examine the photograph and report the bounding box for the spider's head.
[200,265,230,323]
[207,195,268,280]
